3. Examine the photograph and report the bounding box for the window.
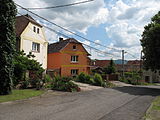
[71,56,78,62]
[37,28,40,34]
[33,26,36,33]
[32,42,40,52]
[71,69,78,76]
[73,45,76,50]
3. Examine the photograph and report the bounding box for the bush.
[43,74,52,83]
[106,81,116,88]
[76,73,95,84]
[76,73,86,83]
[13,51,44,89]
[51,76,80,92]
[84,75,93,84]
[120,72,143,85]
[20,80,29,89]
[93,73,103,86]
[76,73,106,87]
[43,75,53,89]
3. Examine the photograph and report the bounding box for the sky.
[14,0,160,60]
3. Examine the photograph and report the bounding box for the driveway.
[0,86,160,120]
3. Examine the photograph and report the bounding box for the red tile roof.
[127,60,140,65]
[94,60,111,68]
[48,38,90,55]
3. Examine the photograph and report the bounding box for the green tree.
[141,11,160,71]
[0,0,17,95]
[13,51,44,87]
[103,59,116,74]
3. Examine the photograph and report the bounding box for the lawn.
[0,89,45,103]
[145,96,160,120]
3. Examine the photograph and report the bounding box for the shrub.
[93,73,103,86]
[43,74,52,83]
[120,72,142,85]
[76,73,95,84]
[51,76,80,92]
[106,82,116,88]
[76,73,86,83]
[20,80,29,89]
[13,51,44,88]
[76,73,107,87]
[85,75,95,85]
[43,75,53,89]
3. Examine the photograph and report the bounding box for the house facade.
[47,38,90,76]
[143,70,160,83]
[15,14,48,70]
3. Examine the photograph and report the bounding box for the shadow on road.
[112,86,160,96]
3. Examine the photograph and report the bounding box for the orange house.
[47,38,90,76]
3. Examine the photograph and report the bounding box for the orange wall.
[47,52,61,69]
[47,43,90,76]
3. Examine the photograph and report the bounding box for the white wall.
[20,22,48,69]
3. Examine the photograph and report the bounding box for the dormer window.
[33,26,40,34]
[37,28,40,34]
[73,45,76,50]
[33,26,36,32]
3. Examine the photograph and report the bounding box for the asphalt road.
[0,86,160,120]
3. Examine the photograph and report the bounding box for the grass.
[0,89,45,103]
[144,96,160,120]
[152,96,160,111]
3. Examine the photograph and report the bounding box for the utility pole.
[122,50,125,77]
[139,50,143,82]
[140,50,143,71]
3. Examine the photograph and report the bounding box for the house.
[15,14,48,70]
[47,38,90,76]
[115,60,141,72]
[143,70,160,83]
[91,59,141,73]
[91,60,111,68]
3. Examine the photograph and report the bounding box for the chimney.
[59,37,63,42]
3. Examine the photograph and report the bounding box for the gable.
[16,15,42,37]
[60,42,90,55]
[48,38,90,55]
[21,22,47,43]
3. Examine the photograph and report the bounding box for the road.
[0,86,160,120]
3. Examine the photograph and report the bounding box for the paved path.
[0,86,160,120]
[73,81,102,91]
[110,81,133,87]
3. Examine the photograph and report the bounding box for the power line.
[26,0,94,10]
[17,12,121,58]
[16,3,122,53]
[16,3,139,59]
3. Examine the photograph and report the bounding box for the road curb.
[144,101,154,120]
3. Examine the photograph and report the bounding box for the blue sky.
[15,0,160,60]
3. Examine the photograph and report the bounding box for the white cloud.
[15,0,109,34]
[105,0,160,59]
[95,40,100,43]
[106,22,142,47]
[82,41,90,46]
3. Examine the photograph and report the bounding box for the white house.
[15,14,48,70]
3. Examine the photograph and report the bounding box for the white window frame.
[32,42,40,52]
[71,56,78,62]
[71,69,78,76]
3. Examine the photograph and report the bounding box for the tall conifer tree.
[0,0,17,95]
